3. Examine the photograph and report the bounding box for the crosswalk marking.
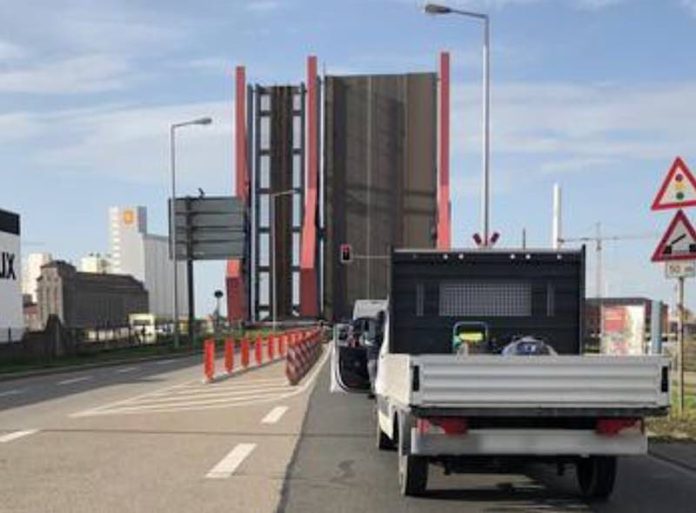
[115,366,138,374]
[0,389,24,398]
[58,376,91,385]
[0,429,39,443]
[71,349,329,417]
[261,406,288,424]
[206,443,256,479]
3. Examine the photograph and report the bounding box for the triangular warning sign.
[651,157,696,210]
[652,210,696,262]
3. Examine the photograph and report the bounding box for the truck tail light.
[416,417,468,436]
[596,418,643,436]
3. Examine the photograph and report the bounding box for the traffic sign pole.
[651,157,696,418]
[678,276,685,416]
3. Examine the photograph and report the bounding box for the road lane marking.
[72,349,329,417]
[0,429,39,443]
[99,390,289,414]
[261,406,288,424]
[154,359,176,365]
[58,376,91,385]
[115,366,138,374]
[206,443,256,479]
[0,389,23,397]
[69,378,199,418]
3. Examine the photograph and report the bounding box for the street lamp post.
[269,189,295,331]
[425,3,491,246]
[169,117,212,349]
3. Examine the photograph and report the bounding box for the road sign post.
[169,196,247,345]
[651,157,696,418]
[678,276,686,415]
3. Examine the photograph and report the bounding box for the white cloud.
[451,81,696,170]
[0,54,132,94]
[246,1,283,12]
[0,40,26,60]
[682,0,696,16]
[20,101,235,193]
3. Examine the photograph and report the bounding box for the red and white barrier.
[203,339,216,383]
[224,338,234,374]
[202,326,323,383]
[285,328,323,386]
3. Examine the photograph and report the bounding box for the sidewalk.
[650,441,696,472]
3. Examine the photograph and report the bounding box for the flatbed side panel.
[410,355,670,410]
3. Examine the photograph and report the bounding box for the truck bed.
[381,354,670,417]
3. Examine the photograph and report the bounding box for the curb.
[0,350,200,382]
[649,447,696,474]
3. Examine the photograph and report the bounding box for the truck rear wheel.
[398,416,427,496]
[576,456,617,500]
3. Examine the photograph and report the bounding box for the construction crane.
[559,222,658,300]
[558,223,659,342]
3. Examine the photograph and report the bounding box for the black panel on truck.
[389,249,585,355]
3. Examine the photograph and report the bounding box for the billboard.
[601,305,646,355]
[0,209,22,343]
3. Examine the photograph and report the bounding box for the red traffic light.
[340,243,353,264]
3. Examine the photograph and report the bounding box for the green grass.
[648,392,696,441]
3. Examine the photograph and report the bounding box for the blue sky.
[2,0,696,315]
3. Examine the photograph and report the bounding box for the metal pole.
[187,259,195,344]
[596,222,603,348]
[552,184,562,249]
[678,276,685,416]
[482,16,491,246]
[170,126,180,349]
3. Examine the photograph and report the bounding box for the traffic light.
[340,243,353,264]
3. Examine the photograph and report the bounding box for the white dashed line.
[206,443,256,479]
[261,406,288,424]
[154,359,176,365]
[58,376,91,385]
[0,429,39,443]
[115,366,138,374]
[0,389,23,398]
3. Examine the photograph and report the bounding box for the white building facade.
[109,206,187,318]
[80,253,112,274]
[22,252,52,302]
[1,209,23,342]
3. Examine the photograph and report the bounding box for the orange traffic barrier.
[279,335,286,357]
[224,338,234,374]
[267,335,275,360]
[255,335,263,366]
[203,338,215,382]
[241,338,250,368]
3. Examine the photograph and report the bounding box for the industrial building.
[226,54,450,323]
[36,261,148,329]
[109,206,187,318]
[0,208,22,342]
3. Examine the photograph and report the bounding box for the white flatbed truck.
[367,249,669,498]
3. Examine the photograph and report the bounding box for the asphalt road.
[3,352,696,513]
[0,351,327,513]
[279,364,696,513]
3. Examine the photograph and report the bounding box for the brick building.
[36,261,148,329]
